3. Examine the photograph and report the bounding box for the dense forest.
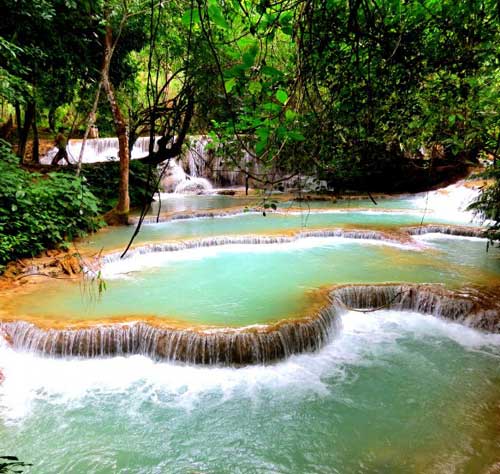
[0,0,499,267]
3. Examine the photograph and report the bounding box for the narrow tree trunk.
[76,83,102,177]
[48,106,56,131]
[102,23,130,224]
[31,103,39,163]
[18,101,35,162]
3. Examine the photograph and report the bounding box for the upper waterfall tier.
[2,234,499,328]
[41,136,159,164]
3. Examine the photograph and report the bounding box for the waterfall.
[412,180,482,222]
[160,159,213,194]
[404,224,486,238]
[99,230,408,265]
[2,283,499,365]
[40,137,158,165]
[182,136,256,187]
[331,284,500,332]
[0,306,339,366]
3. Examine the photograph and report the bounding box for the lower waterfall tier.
[2,284,499,365]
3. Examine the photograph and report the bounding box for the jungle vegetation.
[0,0,499,263]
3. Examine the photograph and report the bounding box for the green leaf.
[256,139,267,155]
[263,102,281,113]
[261,66,283,77]
[288,131,305,141]
[249,81,262,95]
[208,5,229,29]
[276,89,288,104]
[181,9,200,26]
[224,77,236,93]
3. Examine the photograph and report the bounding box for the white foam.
[411,181,481,224]
[414,233,488,243]
[2,310,499,422]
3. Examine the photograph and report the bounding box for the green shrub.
[0,141,103,267]
[468,163,500,243]
[75,160,159,212]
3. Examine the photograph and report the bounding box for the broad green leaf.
[224,77,236,93]
[208,5,229,29]
[288,131,305,141]
[276,89,288,104]
[256,139,267,155]
[261,66,283,77]
[263,102,281,113]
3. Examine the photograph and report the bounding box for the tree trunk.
[17,101,35,162]
[76,83,102,177]
[48,106,56,131]
[102,23,130,224]
[31,103,39,163]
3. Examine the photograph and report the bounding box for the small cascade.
[2,284,499,365]
[0,307,338,365]
[174,177,213,195]
[412,181,482,222]
[183,136,260,187]
[100,229,407,264]
[41,137,158,164]
[160,159,213,194]
[404,224,486,238]
[331,284,500,332]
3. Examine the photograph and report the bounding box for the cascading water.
[183,135,259,187]
[2,284,499,365]
[1,306,338,365]
[2,176,500,472]
[160,159,213,194]
[40,136,159,164]
[412,180,482,223]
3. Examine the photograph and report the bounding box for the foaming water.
[412,181,481,223]
[2,310,500,421]
[2,310,500,473]
[415,232,488,243]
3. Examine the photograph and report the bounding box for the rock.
[2,264,20,279]
[59,255,82,275]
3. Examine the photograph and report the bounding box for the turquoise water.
[1,310,500,473]
[286,196,419,209]
[82,209,472,252]
[143,193,418,217]
[2,190,498,473]
[11,237,500,325]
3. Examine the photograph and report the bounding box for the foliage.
[0,456,31,474]
[293,0,500,189]
[468,163,500,243]
[0,141,102,268]
[74,159,159,211]
[0,0,499,226]
[0,0,102,108]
